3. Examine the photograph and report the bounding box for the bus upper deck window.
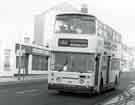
[55,14,96,34]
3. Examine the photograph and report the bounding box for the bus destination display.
[58,39,88,48]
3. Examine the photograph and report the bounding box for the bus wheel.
[99,77,103,93]
[115,76,118,85]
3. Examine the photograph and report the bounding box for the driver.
[63,63,68,71]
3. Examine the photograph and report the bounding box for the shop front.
[31,47,49,74]
[15,43,49,75]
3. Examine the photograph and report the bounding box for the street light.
[18,44,25,80]
[18,44,21,80]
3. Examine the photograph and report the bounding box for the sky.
[0,0,135,47]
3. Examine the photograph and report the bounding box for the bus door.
[95,55,100,86]
[100,55,108,86]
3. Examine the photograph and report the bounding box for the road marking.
[16,89,39,94]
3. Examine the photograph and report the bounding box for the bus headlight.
[87,76,90,79]
[79,79,85,84]
[56,77,61,82]
[87,81,90,84]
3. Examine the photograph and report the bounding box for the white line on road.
[16,89,39,94]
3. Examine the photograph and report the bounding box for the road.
[0,72,134,105]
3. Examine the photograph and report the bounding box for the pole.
[18,44,21,80]
[23,54,25,80]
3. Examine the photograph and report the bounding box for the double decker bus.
[48,13,122,94]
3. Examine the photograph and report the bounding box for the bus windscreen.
[55,14,96,34]
[53,52,95,73]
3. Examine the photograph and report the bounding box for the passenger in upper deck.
[59,23,77,34]
[55,14,96,34]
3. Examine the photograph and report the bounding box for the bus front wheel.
[115,76,118,85]
[99,77,103,93]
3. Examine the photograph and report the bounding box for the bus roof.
[56,13,96,19]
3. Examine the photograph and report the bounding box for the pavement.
[0,74,48,86]
[97,81,135,105]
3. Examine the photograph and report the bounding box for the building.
[121,43,135,72]
[0,40,16,76]
[15,42,49,75]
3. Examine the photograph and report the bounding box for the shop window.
[32,55,48,71]
[16,56,25,68]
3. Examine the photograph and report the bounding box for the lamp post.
[18,44,22,80]
[22,48,25,80]
[18,44,25,80]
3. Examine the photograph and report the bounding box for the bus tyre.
[99,77,103,93]
[115,76,118,85]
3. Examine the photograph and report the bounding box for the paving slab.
[98,81,135,105]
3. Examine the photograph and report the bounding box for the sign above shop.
[32,48,49,55]
[15,44,32,54]
[15,43,49,55]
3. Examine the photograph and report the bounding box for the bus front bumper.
[48,83,95,93]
